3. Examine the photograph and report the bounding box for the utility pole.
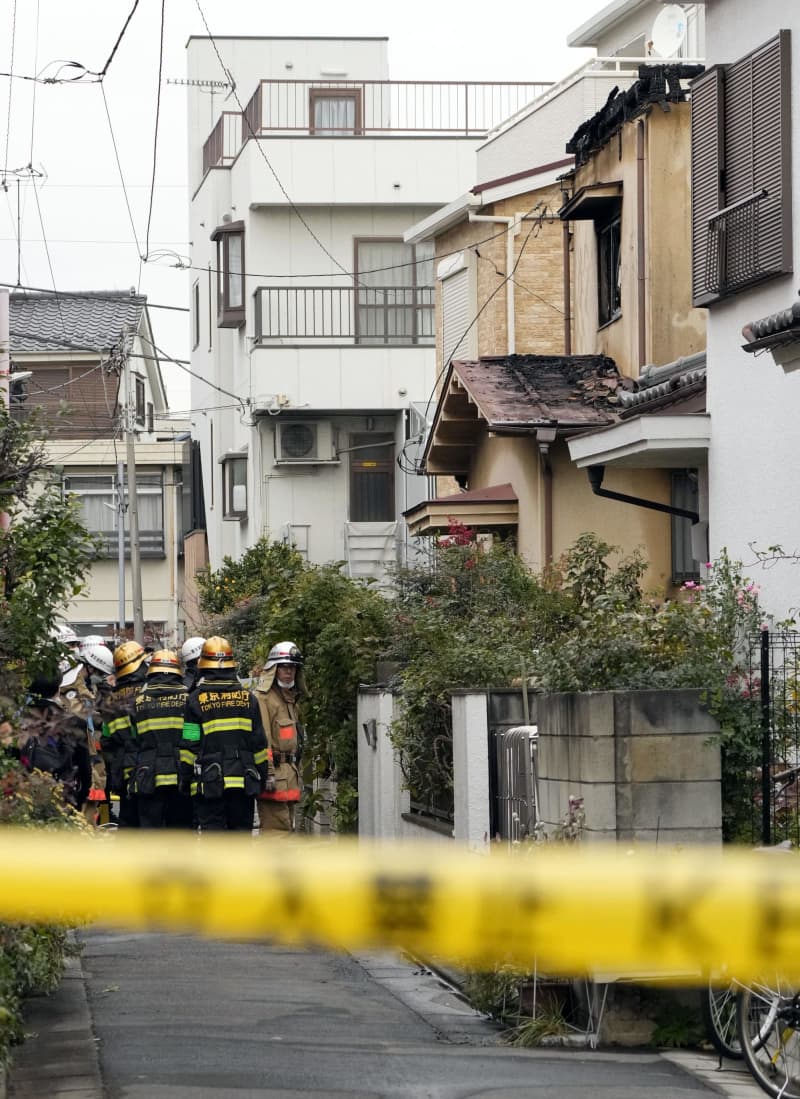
[122,329,144,641]
[117,459,126,642]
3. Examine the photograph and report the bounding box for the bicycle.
[737,978,800,1098]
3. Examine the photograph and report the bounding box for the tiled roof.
[452,354,629,430]
[741,299,800,351]
[619,351,706,416]
[9,291,147,354]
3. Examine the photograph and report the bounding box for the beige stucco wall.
[463,435,672,592]
[570,102,706,376]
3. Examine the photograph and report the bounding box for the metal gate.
[745,629,800,845]
[491,724,539,844]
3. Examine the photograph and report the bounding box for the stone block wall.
[537,689,721,844]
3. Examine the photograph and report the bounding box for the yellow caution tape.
[2,829,800,981]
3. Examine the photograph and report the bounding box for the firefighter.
[179,636,273,832]
[130,650,193,829]
[180,636,206,691]
[17,671,91,811]
[100,641,149,828]
[252,641,306,837]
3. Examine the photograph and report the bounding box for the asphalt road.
[80,930,723,1099]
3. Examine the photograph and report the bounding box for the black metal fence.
[743,629,800,846]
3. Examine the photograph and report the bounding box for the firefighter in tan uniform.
[252,641,306,836]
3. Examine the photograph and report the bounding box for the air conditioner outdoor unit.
[275,421,337,463]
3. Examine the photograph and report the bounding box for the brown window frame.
[353,237,434,346]
[690,31,793,306]
[134,376,146,426]
[309,87,363,135]
[211,220,246,328]
[221,455,248,521]
[191,279,201,349]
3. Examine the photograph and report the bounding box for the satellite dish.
[649,4,688,58]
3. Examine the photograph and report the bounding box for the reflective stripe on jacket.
[130,678,189,793]
[180,676,269,799]
[252,686,303,803]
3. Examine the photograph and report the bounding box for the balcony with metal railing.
[254,284,435,347]
[201,79,551,173]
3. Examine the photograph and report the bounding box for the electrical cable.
[93,0,141,79]
[28,0,41,167]
[0,282,189,313]
[139,332,246,411]
[100,83,143,257]
[142,0,166,266]
[3,0,18,184]
[31,177,68,336]
[396,206,547,475]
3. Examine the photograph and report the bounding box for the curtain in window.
[227,234,243,309]
[355,241,434,344]
[313,96,356,134]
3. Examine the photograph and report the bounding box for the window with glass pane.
[310,89,361,134]
[212,221,246,328]
[349,434,394,522]
[64,473,165,558]
[597,212,622,326]
[223,456,247,520]
[354,239,434,345]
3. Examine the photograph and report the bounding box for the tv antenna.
[649,4,688,58]
[166,76,236,129]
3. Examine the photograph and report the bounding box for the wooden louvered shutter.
[749,30,792,282]
[690,67,724,306]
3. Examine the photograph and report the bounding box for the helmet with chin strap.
[197,636,236,670]
[80,641,114,677]
[181,636,205,665]
[263,641,304,671]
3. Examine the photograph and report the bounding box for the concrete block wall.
[536,689,721,844]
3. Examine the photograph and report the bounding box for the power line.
[193,0,365,284]
[100,83,143,257]
[139,332,246,410]
[93,0,142,79]
[28,0,41,166]
[0,282,189,313]
[31,176,68,336]
[3,0,18,183]
[142,0,167,265]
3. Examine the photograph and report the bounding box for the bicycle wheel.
[738,979,800,1098]
[700,981,742,1059]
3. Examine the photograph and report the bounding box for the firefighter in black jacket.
[179,636,273,832]
[100,641,149,828]
[130,650,193,829]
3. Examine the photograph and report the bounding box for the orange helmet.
[197,635,236,669]
[114,640,147,678]
[147,649,182,677]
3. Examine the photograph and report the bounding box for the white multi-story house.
[185,35,549,579]
[687,0,798,620]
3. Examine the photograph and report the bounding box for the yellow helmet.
[197,635,236,669]
[113,640,147,678]
[147,649,182,677]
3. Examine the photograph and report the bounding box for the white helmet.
[181,636,206,665]
[263,641,304,671]
[51,623,79,647]
[80,642,114,677]
[80,634,106,648]
[60,662,82,688]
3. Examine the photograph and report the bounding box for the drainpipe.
[468,211,517,354]
[587,465,699,523]
[562,221,572,355]
[537,427,557,566]
[636,120,647,369]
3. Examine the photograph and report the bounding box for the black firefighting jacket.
[130,674,189,795]
[100,667,148,795]
[179,671,270,798]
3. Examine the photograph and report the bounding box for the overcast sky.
[0,0,604,410]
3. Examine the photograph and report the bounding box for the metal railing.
[194,79,554,170]
[705,189,767,294]
[254,285,435,345]
[202,111,243,174]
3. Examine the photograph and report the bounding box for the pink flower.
[761,622,770,632]
[683,581,697,590]
[704,562,713,569]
